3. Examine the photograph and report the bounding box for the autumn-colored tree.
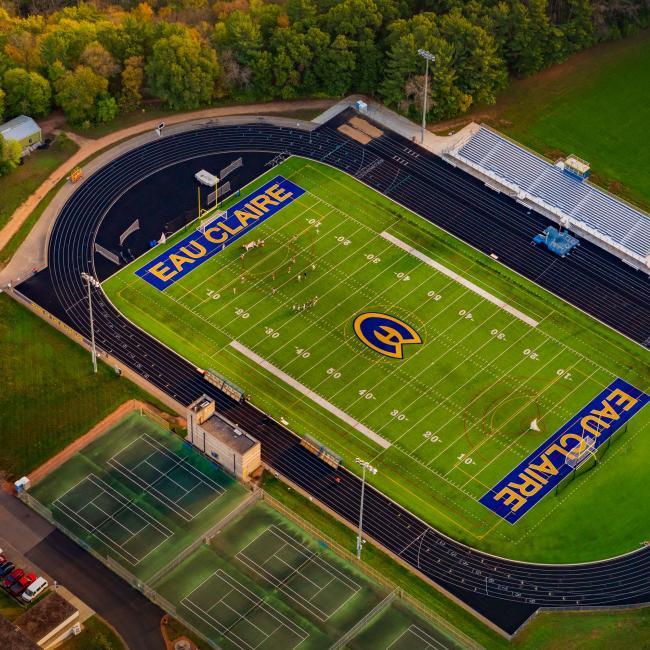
[119,55,144,111]
[3,68,52,118]
[146,30,221,109]
[0,133,22,176]
[55,65,109,125]
[81,41,120,78]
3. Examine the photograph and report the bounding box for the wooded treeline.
[0,0,647,136]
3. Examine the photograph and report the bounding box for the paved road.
[0,492,164,650]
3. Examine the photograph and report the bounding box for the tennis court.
[29,411,248,581]
[53,473,173,565]
[108,432,225,521]
[387,625,450,650]
[237,524,361,621]
[182,569,309,650]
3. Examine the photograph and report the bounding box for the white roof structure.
[195,169,218,187]
[451,127,650,267]
[0,115,40,142]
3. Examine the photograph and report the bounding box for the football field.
[104,157,650,562]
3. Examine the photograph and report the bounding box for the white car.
[21,576,48,602]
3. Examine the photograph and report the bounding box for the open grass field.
[0,294,169,479]
[156,500,459,650]
[29,412,247,582]
[0,134,78,233]
[454,28,650,208]
[103,157,650,563]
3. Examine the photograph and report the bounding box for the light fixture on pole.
[355,457,377,559]
[81,272,101,373]
[417,49,436,144]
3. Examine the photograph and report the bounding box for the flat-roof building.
[187,395,261,481]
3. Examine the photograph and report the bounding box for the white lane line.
[229,339,392,450]
[380,231,539,328]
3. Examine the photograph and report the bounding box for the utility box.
[355,100,368,113]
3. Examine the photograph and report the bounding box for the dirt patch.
[337,123,371,144]
[349,116,384,138]
[26,399,183,487]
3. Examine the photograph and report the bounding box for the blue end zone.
[135,175,305,291]
[479,378,649,524]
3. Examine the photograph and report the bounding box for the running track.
[18,111,650,635]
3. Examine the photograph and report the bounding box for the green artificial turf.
[103,157,650,563]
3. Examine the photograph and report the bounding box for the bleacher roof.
[453,127,650,262]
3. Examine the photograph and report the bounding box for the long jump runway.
[17,112,650,635]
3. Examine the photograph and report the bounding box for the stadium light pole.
[418,49,436,144]
[81,272,101,373]
[355,458,377,559]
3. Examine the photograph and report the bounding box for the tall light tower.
[355,458,377,559]
[81,272,101,373]
[418,49,436,144]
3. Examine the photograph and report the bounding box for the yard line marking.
[381,231,539,327]
[462,365,599,487]
[230,339,391,449]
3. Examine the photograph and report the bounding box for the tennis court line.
[236,525,361,621]
[381,231,539,327]
[181,569,309,650]
[52,473,172,565]
[387,625,449,650]
[229,340,392,450]
[108,434,224,521]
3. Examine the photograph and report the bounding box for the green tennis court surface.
[30,412,247,581]
[156,501,461,650]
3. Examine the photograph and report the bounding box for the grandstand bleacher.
[450,127,650,271]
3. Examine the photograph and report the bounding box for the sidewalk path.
[0,99,335,253]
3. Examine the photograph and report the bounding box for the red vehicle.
[2,568,24,590]
[10,573,36,597]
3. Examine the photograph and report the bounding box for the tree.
[3,68,52,118]
[55,65,109,125]
[146,31,221,110]
[119,56,144,112]
[40,19,98,69]
[81,41,120,79]
[307,33,356,96]
[4,29,42,70]
[95,93,118,123]
[0,89,5,122]
[0,133,22,177]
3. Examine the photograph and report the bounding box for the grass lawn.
[0,134,78,233]
[444,28,650,208]
[59,615,127,650]
[164,617,210,650]
[104,156,650,563]
[0,585,25,620]
[0,293,169,479]
[262,474,650,650]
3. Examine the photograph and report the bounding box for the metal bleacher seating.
[454,127,650,264]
